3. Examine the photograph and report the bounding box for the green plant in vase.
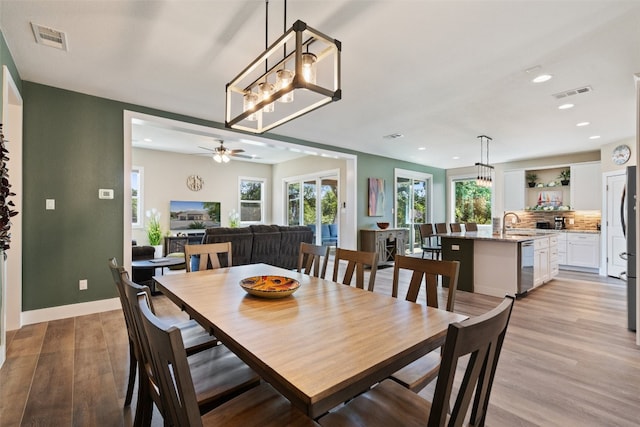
[559,169,570,185]
[145,208,164,246]
[526,173,538,188]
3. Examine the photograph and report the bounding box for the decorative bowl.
[376,222,390,229]
[240,275,300,299]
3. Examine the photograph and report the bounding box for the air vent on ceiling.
[31,22,68,51]
[383,133,404,140]
[552,86,592,100]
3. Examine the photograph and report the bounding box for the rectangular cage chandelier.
[475,135,494,187]
[225,17,341,134]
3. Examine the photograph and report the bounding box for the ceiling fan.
[199,140,251,163]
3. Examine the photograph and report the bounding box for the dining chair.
[185,242,232,272]
[388,255,459,392]
[297,242,330,279]
[123,275,261,426]
[331,247,378,291]
[449,222,462,232]
[415,224,441,260]
[465,222,478,231]
[318,296,515,427]
[107,258,218,407]
[136,293,319,427]
[434,223,448,234]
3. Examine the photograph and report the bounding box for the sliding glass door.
[395,169,433,254]
[286,173,339,246]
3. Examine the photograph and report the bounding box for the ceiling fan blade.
[230,149,245,155]
[232,153,260,160]
[198,146,215,152]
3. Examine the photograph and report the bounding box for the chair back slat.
[332,248,377,291]
[465,222,478,232]
[428,297,515,427]
[392,255,459,311]
[434,223,448,234]
[449,223,462,232]
[297,242,329,279]
[185,242,232,272]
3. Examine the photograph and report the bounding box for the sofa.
[203,225,313,269]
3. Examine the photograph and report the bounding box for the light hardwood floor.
[1,265,638,426]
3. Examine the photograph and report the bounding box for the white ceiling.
[2,0,640,168]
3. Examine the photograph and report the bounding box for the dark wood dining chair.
[136,293,319,427]
[415,224,441,260]
[449,222,462,232]
[388,255,459,392]
[331,247,378,291]
[123,275,261,426]
[185,242,232,272]
[107,258,218,407]
[465,222,478,231]
[297,242,330,279]
[434,223,448,234]
[318,296,515,427]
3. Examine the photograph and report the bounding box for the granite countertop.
[439,230,544,243]
[507,228,601,235]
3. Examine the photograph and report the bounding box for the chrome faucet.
[502,211,520,234]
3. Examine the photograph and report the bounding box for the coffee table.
[132,257,185,293]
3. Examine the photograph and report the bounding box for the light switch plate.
[46,199,55,210]
[99,189,114,199]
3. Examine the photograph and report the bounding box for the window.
[239,178,265,223]
[453,178,492,224]
[131,167,143,227]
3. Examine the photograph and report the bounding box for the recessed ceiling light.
[143,138,152,142]
[558,103,574,110]
[418,147,426,151]
[589,135,601,140]
[532,74,553,83]
[452,156,460,160]
[576,122,590,127]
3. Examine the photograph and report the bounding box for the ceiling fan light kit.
[225,0,341,134]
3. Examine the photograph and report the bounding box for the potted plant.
[559,169,570,186]
[0,125,18,256]
[146,208,164,257]
[526,173,538,188]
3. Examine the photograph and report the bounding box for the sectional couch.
[203,225,313,270]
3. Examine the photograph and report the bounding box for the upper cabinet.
[503,170,525,211]
[570,162,601,210]
[503,162,602,212]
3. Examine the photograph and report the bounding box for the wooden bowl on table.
[376,222,390,229]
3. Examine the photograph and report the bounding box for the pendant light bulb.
[222,153,231,163]
[301,52,317,84]
[259,82,275,113]
[243,91,260,121]
[276,68,294,103]
[213,153,222,163]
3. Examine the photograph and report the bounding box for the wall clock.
[186,174,204,191]
[612,144,631,165]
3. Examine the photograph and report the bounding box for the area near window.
[394,168,433,254]
[131,166,143,228]
[452,176,492,225]
[239,177,266,223]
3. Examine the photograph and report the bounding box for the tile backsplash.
[505,210,601,231]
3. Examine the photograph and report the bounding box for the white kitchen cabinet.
[503,170,525,211]
[570,162,601,210]
[557,232,568,264]
[534,237,549,286]
[566,233,600,268]
[549,235,559,278]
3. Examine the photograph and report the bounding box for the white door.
[607,172,626,278]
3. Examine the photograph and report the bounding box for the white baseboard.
[20,298,121,327]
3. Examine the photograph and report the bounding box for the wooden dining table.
[154,263,467,418]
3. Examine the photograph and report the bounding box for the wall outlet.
[79,279,88,290]
[569,218,575,225]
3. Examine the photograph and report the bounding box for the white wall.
[132,148,272,244]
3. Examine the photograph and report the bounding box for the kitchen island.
[439,229,557,298]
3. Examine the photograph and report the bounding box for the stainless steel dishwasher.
[518,240,534,296]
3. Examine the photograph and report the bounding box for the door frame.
[1,65,23,367]
[393,168,433,253]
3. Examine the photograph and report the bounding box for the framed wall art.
[368,177,385,216]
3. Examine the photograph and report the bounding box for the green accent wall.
[22,81,445,310]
